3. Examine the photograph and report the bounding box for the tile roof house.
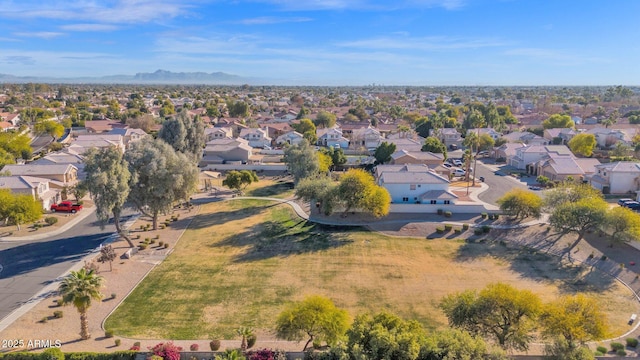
[383,137,424,152]
[316,126,349,149]
[68,134,125,154]
[467,128,501,140]
[432,128,463,149]
[375,164,457,204]
[107,127,148,146]
[0,175,62,210]
[543,128,577,144]
[349,126,383,150]
[589,162,640,195]
[585,127,637,148]
[204,127,233,141]
[1,164,79,185]
[390,149,444,166]
[31,152,86,179]
[239,128,272,148]
[508,145,573,170]
[199,138,254,167]
[276,131,305,146]
[534,154,600,182]
[0,121,14,132]
[502,131,549,145]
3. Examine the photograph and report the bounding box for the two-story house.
[502,131,549,146]
[239,128,272,148]
[0,176,61,210]
[199,138,254,166]
[508,145,573,171]
[431,128,463,149]
[1,164,79,185]
[107,127,148,147]
[390,150,444,166]
[375,164,457,205]
[349,126,383,150]
[276,131,305,146]
[589,162,640,195]
[317,127,349,149]
[467,128,501,141]
[204,127,233,142]
[543,128,577,144]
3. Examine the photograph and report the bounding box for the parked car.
[623,201,640,210]
[477,150,489,156]
[50,201,83,213]
[453,168,466,176]
[453,159,463,166]
[618,198,635,206]
[442,163,452,168]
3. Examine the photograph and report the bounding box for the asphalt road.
[30,134,53,154]
[473,160,530,205]
[0,212,115,322]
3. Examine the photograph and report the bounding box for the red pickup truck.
[50,201,83,213]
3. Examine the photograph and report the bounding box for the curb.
[0,207,97,242]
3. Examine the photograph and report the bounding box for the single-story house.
[390,150,444,166]
[1,164,79,185]
[276,131,305,146]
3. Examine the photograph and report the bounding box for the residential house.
[349,126,383,150]
[276,131,305,146]
[467,128,501,141]
[508,145,573,171]
[239,128,272,148]
[204,127,233,142]
[0,121,14,132]
[589,162,640,195]
[492,143,526,161]
[262,123,294,141]
[0,175,62,210]
[199,138,254,166]
[68,134,125,154]
[0,113,21,127]
[432,128,463,149]
[84,120,126,133]
[543,128,577,144]
[390,150,444,166]
[375,164,457,205]
[31,152,86,179]
[502,131,549,145]
[316,126,349,149]
[585,127,635,149]
[107,127,148,147]
[384,137,424,152]
[534,153,600,181]
[1,164,79,185]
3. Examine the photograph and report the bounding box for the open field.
[105,199,639,340]
[243,177,295,199]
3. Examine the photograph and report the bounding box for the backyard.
[104,199,639,341]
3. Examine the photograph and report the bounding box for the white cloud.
[13,31,64,39]
[236,16,313,25]
[249,0,465,11]
[337,35,509,51]
[504,47,610,65]
[60,24,120,31]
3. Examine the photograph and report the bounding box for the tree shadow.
[209,219,356,263]
[246,181,294,197]
[187,202,280,230]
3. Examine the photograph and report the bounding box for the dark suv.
[623,201,640,210]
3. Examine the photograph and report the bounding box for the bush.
[481,213,488,219]
[111,293,116,299]
[494,214,499,220]
[209,340,221,351]
[444,224,453,231]
[596,346,608,354]
[129,346,140,351]
[105,330,114,338]
[601,255,608,261]
[444,211,452,218]
[462,223,469,230]
[617,349,627,357]
[41,348,64,360]
[115,339,121,347]
[40,316,48,323]
[436,227,444,234]
[155,235,160,240]
[53,310,63,318]
[611,342,624,351]
[454,228,461,234]
[64,351,138,360]
[594,351,603,356]
[164,243,169,249]
[247,349,287,360]
[474,228,483,236]
[133,342,141,348]
[135,235,141,239]
[482,225,491,233]
[627,338,638,348]
[247,334,257,349]
[150,239,156,245]
[189,344,199,351]
[139,244,147,250]
[149,342,182,360]
[45,217,58,226]
[158,241,164,246]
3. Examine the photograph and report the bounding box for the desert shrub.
[444,211,452,218]
[627,338,638,348]
[40,316,48,323]
[155,235,160,240]
[111,293,116,299]
[588,253,594,259]
[617,349,627,357]
[247,334,257,349]
[209,340,221,351]
[158,241,164,246]
[105,330,114,338]
[594,351,603,356]
[482,225,491,233]
[611,342,624,351]
[454,228,462,234]
[150,239,156,244]
[41,348,64,360]
[45,217,58,226]
[601,255,608,261]
[436,227,444,234]
[164,243,169,249]
[444,224,453,231]
[135,235,141,239]
[53,310,63,318]
[462,223,469,230]
[596,346,608,354]
[149,342,182,360]
[115,339,121,347]
[494,214,499,220]
[481,212,488,219]
[189,344,199,351]
[129,346,140,351]
[133,342,141,348]
[474,228,483,236]
[139,244,147,250]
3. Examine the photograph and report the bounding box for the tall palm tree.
[58,268,104,339]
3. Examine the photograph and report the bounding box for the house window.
[410,184,416,190]
[603,172,607,176]
[430,200,437,204]
[444,200,451,204]
[402,197,409,202]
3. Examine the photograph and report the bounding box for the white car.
[453,168,466,176]
[453,159,463,166]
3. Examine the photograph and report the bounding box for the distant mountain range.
[0,69,265,85]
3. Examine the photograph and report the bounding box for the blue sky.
[0,0,639,85]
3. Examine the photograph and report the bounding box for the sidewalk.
[0,206,97,242]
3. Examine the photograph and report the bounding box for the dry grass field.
[104,199,639,340]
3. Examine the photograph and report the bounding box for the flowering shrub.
[130,345,141,351]
[247,348,287,360]
[190,344,199,351]
[149,342,182,360]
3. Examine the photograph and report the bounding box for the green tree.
[541,294,607,346]
[440,283,542,351]
[293,118,316,135]
[35,120,64,140]
[347,312,426,360]
[568,133,596,157]
[334,169,391,217]
[323,147,347,170]
[283,139,319,184]
[543,337,595,360]
[159,110,205,160]
[275,295,350,351]
[478,133,495,151]
[549,197,608,241]
[295,176,336,213]
[126,138,198,229]
[313,111,337,129]
[58,269,104,339]
[421,137,447,159]
[542,114,575,129]
[0,132,32,160]
[421,329,490,360]
[222,170,259,193]
[374,142,397,164]
[497,189,543,220]
[604,206,640,246]
[84,147,134,247]
[4,192,42,230]
[544,183,603,209]
[227,100,250,118]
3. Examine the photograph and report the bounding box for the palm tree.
[58,268,104,339]
[236,327,254,352]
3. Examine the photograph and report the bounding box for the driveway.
[473,160,531,205]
